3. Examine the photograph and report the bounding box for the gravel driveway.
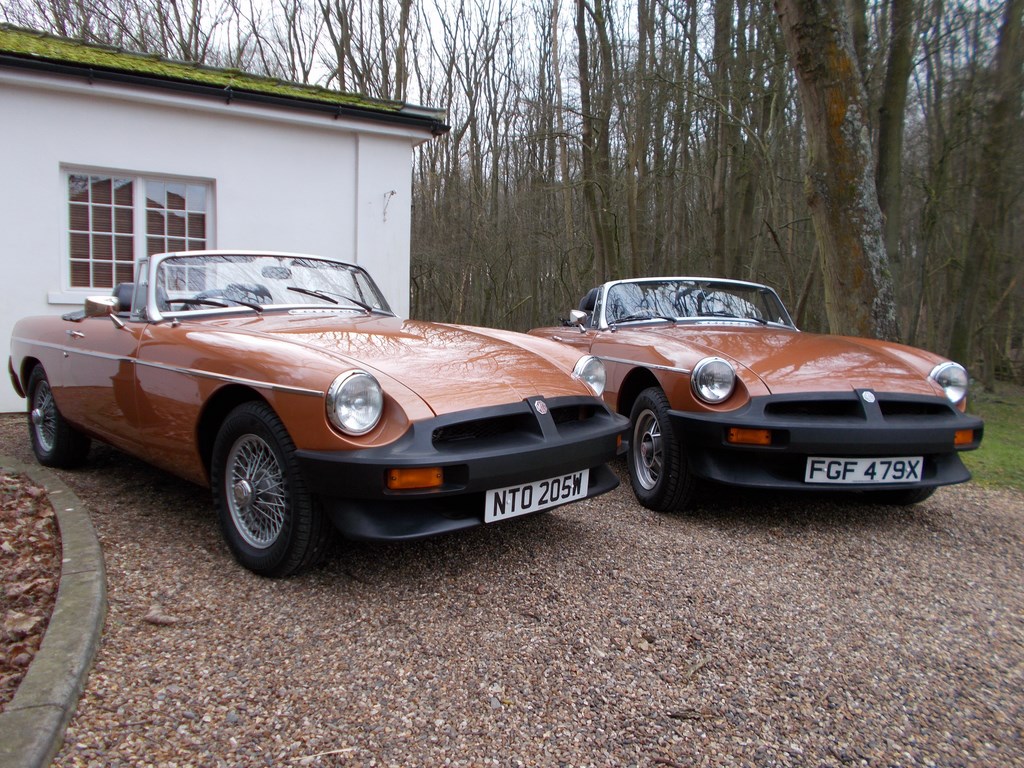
[2,414,1021,767]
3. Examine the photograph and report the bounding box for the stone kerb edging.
[0,456,107,768]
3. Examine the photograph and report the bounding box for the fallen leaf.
[5,611,42,638]
[6,579,45,599]
[144,605,181,626]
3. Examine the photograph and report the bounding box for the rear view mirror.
[262,266,292,280]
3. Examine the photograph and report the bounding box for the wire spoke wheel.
[30,379,58,454]
[25,366,90,468]
[211,401,331,577]
[226,434,288,549]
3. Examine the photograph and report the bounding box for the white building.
[0,24,447,412]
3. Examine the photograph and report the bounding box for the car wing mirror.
[569,309,589,333]
[85,296,126,329]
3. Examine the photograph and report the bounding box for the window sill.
[48,291,96,306]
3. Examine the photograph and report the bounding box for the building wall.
[0,67,428,412]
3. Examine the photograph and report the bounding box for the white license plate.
[485,469,590,523]
[805,456,923,484]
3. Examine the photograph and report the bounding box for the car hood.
[207,312,593,414]
[601,324,944,396]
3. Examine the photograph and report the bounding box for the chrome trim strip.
[12,338,323,397]
[599,355,691,376]
[11,338,74,355]
[134,360,324,397]
[68,348,129,364]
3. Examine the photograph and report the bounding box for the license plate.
[485,469,590,523]
[805,456,923,484]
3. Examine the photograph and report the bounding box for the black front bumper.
[671,390,983,491]
[295,395,628,541]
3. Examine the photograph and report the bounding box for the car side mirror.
[85,296,118,317]
[569,309,589,332]
[84,296,126,328]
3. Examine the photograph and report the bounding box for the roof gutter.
[0,53,451,137]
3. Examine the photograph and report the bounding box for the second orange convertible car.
[531,277,984,512]
[9,251,627,576]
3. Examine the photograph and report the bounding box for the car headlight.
[573,355,606,397]
[930,362,969,404]
[691,357,736,404]
[327,371,384,435]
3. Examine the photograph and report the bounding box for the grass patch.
[962,383,1024,491]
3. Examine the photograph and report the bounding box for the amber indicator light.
[727,427,772,446]
[954,429,975,447]
[387,467,444,490]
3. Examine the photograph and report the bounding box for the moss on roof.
[0,24,404,114]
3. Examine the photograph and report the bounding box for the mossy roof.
[0,24,444,127]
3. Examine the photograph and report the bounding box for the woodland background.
[3,0,1022,386]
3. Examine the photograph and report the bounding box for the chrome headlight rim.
[326,370,384,435]
[691,356,736,404]
[929,361,969,405]
[572,355,607,397]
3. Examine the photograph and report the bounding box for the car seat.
[112,283,135,316]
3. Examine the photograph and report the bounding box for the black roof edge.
[0,52,451,137]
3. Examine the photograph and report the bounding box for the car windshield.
[154,253,393,315]
[604,279,794,327]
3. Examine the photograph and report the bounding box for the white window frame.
[49,166,216,305]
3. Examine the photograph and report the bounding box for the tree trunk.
[575,0,617,285]
[393,0,412,101]
[709,0,734,276]
[875,0,916,268]
[550,0,576,283]
[846,0,868,84]
[775,0,900,340]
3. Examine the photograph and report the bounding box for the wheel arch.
[196,385,268,478]
[615,367,663,418]
[16,356,43,397]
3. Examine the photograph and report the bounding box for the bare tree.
[317,0,416,99]
[575,0,617,285]
[875,0,916,268]
[709,0,736,277]
[775,0,899,339]
[949,0,1023,377]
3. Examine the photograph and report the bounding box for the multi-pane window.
[66,171,211,290]
[146,182,208,257]
[68,175,135,288]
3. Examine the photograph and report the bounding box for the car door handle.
[66,330,85,339]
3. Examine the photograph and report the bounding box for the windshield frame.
[145,250,394,323]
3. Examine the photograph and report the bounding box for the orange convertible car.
[531,277,983,511]
[9,251,626,576]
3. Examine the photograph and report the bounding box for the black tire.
[865,486,936,506]
[627,387,696,512]
[25,366,91,468]
[210,401,332,577]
